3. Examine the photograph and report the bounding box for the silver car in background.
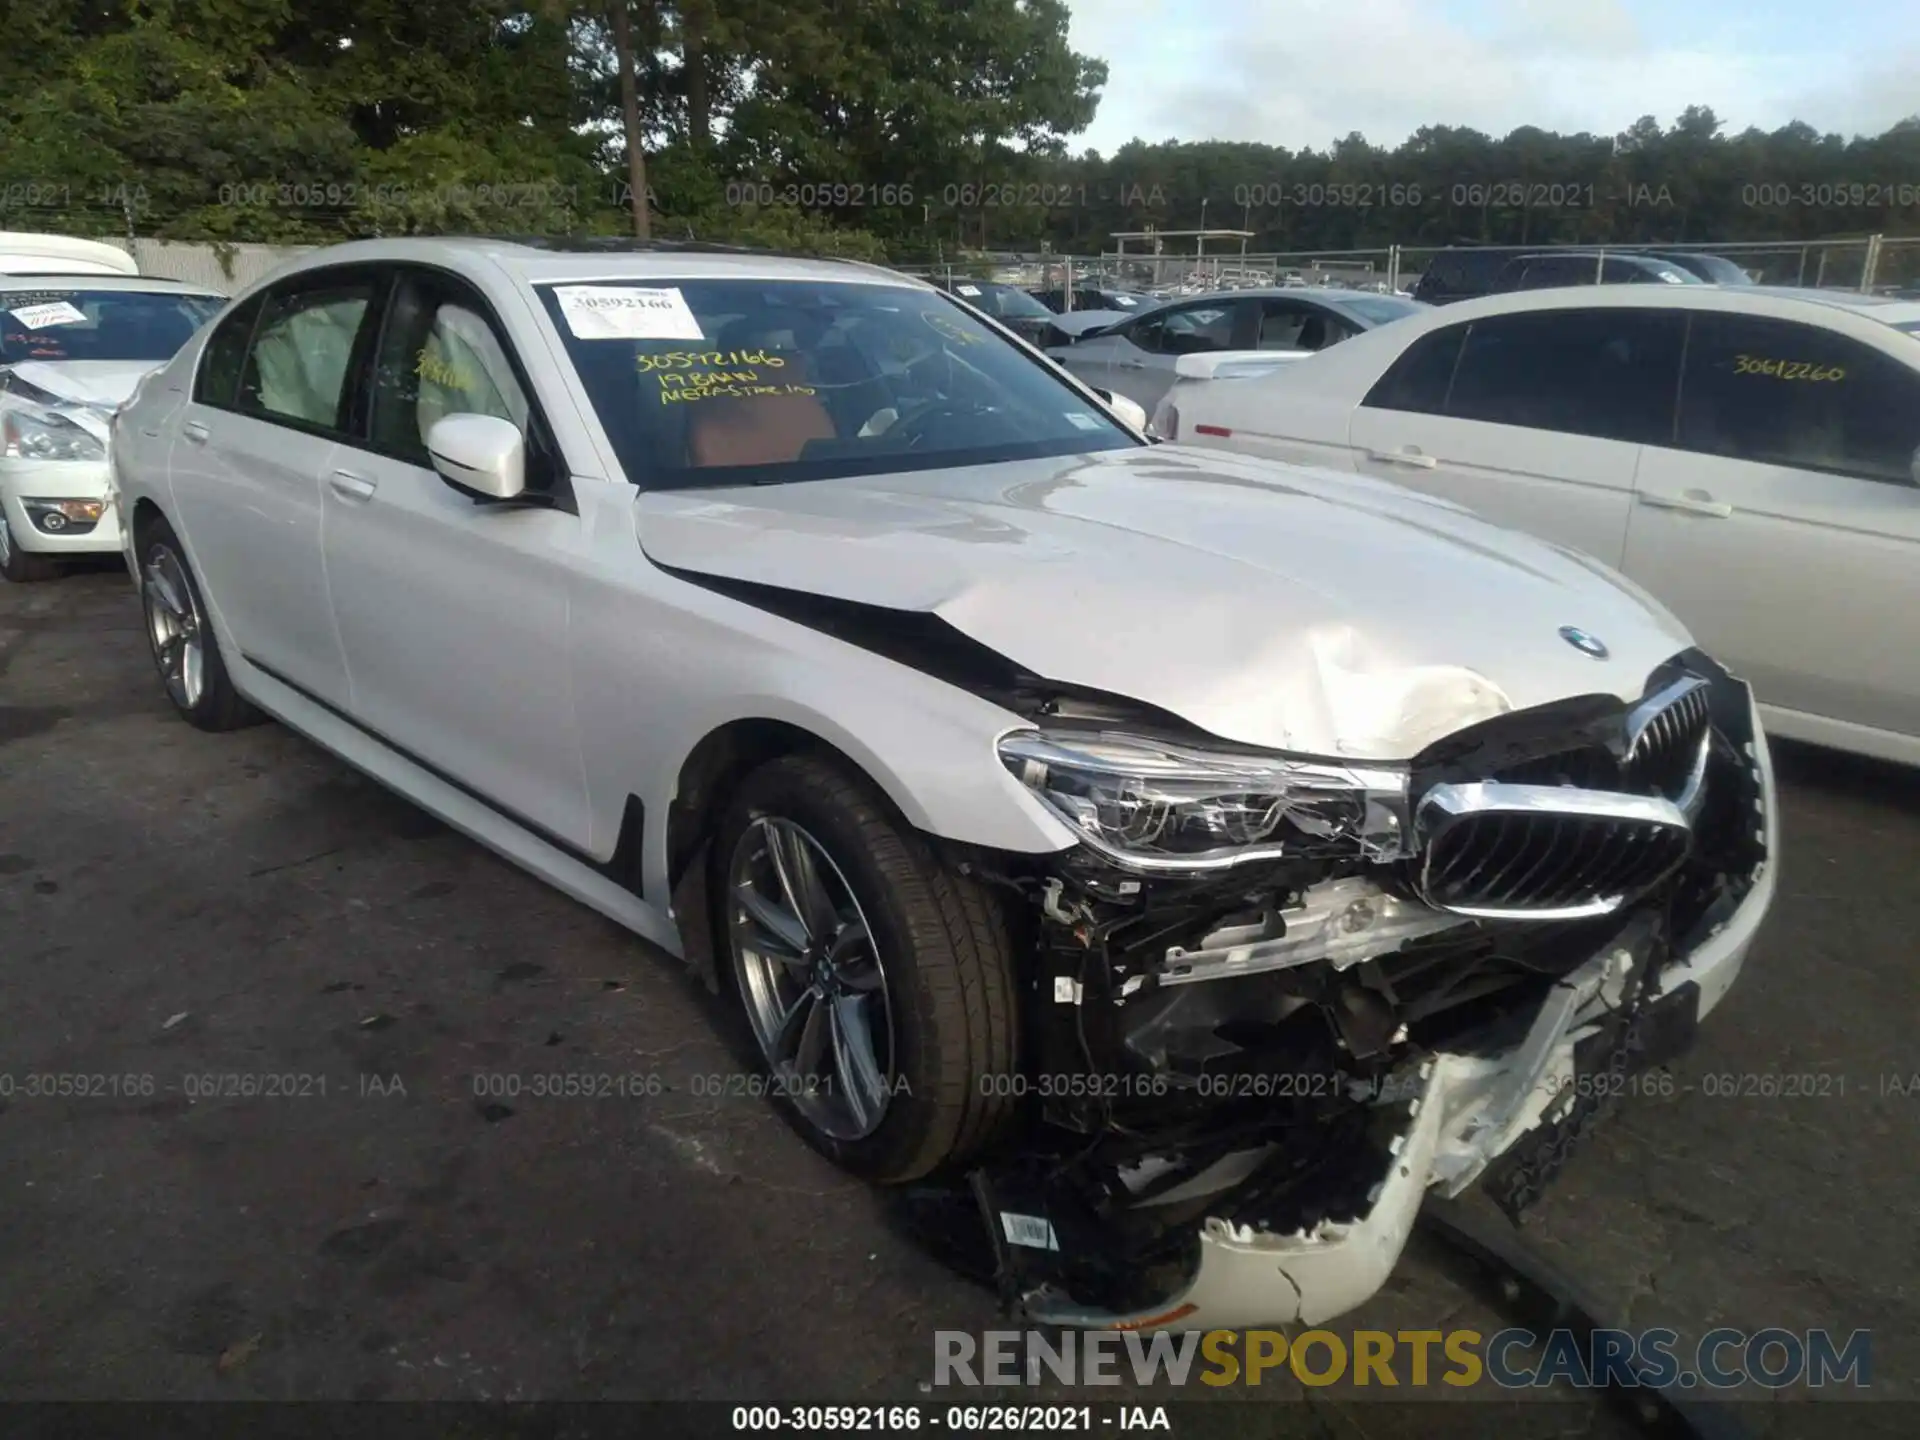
[1050,286,1427,413]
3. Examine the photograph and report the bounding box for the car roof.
[0,273,224,297]
[1144,286,1406,308]
[1377,281,1920,330]
[244,236,923,293]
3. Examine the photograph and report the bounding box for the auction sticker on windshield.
[11,301,88,330]
[554,285,704,341]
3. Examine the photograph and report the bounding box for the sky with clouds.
[1064,0,1920,154]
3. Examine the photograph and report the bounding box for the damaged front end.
[957,651,1774,1332]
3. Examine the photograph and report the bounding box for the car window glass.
[194,296,261,407]
[1257,302,1330,351]
[1141,305,1235,356]
[370,274,531,464]
[1445,308,1684,443]
[239,281,376,430]
[1,288,222,364]
[536,278,1135,489]
[1674,314,1920,484]
[1361,324,1466,414]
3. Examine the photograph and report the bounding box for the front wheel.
[713,753,1020,1182]
[0,510,60,582]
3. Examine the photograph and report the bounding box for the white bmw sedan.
[110,237,1775,1332]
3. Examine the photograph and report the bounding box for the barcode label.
[1000,1212,1059,1251]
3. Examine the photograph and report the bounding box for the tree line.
[3,1,1917,264]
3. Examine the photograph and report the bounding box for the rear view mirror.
[1090,388,1150,433]
[426,413,526,501]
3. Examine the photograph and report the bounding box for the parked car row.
[11,235,1782,1336]
[1410,246,1754,305]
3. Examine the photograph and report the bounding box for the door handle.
[1639,489,1732,519]
[329,470,378,502]
[181,421,210,444]
[1366,448,1438,469]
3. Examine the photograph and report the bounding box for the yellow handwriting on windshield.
[921,313,981,346]
[659,378,817,405]
[637,349,787,373]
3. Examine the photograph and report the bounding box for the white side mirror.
[1090,388,1150,433]
[426,413,526,500]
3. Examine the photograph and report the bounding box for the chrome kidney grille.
[1414,782,1694,920]
[1624,675,1712,809]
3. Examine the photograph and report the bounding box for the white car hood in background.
[636,446,1696,760]
[7,360,160,443]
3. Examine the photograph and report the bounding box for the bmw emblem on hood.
[1559,626,1609,660]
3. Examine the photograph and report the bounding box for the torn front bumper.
[1010,721,1776,1334]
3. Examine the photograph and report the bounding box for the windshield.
[1334,295,1423,326]
[1,288,223,363]
[1685,256,1752,284]
[538,278,1139,490]
[954,282,1052,321]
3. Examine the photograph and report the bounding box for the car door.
[1347,306,1684,564]
[1623,311,1920,742]
[318,264,591,848]
[166,267,386,706]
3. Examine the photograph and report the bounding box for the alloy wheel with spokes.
[144,545,207,712]
[728,815,896,1141]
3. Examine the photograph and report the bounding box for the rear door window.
[238,276,382,434]
[1445,308,1684,442]
[1361,325,1467,415]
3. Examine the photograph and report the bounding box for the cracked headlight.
[998,729,1412,873]
[2,406,105,463]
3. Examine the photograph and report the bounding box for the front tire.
[0,510,60,582]
[713,752,1019,1182]
[138,516,263,732]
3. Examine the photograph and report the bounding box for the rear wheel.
[139,516,263,731]
[714,752,1019,1182]
[0,511,60,583]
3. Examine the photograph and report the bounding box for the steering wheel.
[887,398,1000,450]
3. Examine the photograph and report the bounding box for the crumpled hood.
[6,360,160,444]
[635,446,1696,760]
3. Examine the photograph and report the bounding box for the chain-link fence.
[48,233,1920,301]
[892,236,1920,298]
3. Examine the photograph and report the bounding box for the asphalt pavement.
[1,563,1913,1437]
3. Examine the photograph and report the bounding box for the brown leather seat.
[685,353,837,468]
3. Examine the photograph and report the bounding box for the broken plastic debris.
[162,1012,189,1030]
[358,1014,396,1031]
[216,1334,262,1373]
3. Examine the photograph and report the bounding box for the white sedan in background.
[1,274,225,581]
[1157,284,1920,766]
[1047,288,1426,415]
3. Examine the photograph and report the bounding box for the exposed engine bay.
[941,648,1771,1329]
